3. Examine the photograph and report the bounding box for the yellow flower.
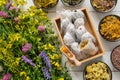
[20,71,27,77]
[30,12,35,17]
[14,57,21,66]
[35,19,38,24]
[8,33,21,43]
[55,54,61,59]
[29,6,36,11]
[48,43,55,52]
[17,0,27,6]
[0,1,6,6]
[6,44,13,49]
[43,44,48,50]
[14,33,21,41]
[58,78,64,80]
[55,62,60,67]
[14,61,19,66]
[2,48,7,54]
[49,54,55,60]
[26,76,30,80]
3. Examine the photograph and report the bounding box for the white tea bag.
[80,39,98,56]
[63,32,75,46]
[61,18,70,35]
[70,42,80,54]
[70,42,89,60]
[67,23,76,39]
[59,10,74,22]
[76,26,87,42]
[81,32,96,43]
[74,18,85,28]
[73,10,85,21]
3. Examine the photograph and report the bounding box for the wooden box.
[54,7,105,66]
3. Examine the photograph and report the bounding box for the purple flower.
[14,17,19,23]
[37,26,45,32]
[9,6,18,12]
[0,11,10,18]
[43,67,51,80]
[2,73,12,80]
[6,2,11,10]
[22,43,32,53]
[21,55,36,67]
[39,51,51,69]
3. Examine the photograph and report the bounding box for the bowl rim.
[33,0,59,9]
[98,14,120,42]
[110,45,120,71]
[61,0,85,7]
[90,0,117,13]
[83,61,112,80]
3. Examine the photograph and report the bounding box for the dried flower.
[0,11,10,18]
[22,43,32,53]
[39,51,51,69]
[14,17,19,23]
[21,55,36,67]
[9,6,18,12]
[6,2,11,10]
[37,26,45,32]
[43,67,51,80]
[2,73,12,80]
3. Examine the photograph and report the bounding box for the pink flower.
[9,6,18,12]
[37,26,45,32]
[2,73,12,80]
[0,11,10,18]
[22,43,32,53]
[14,17,19,23]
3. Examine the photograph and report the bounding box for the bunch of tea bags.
[60,9,98,60]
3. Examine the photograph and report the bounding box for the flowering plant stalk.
[0,0,72,80]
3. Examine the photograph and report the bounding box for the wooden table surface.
[26,0,120,80]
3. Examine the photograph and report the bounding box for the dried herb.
[33,0,58,9]
[91,0,116,12]
[111,46,120,71]
[99,15,120,41]
[62,0,83,6]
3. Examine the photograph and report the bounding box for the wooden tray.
[54,7,105,66]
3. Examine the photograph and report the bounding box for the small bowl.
[111,45,120,71]
[33,0,59,9]
[83,61,112,80]
[98,15,120,42]
[90,0,117,12]
[61,0,85,7]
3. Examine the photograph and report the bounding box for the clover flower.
[39,51,51,69]
[0,11,10,18]
[22,43,32,53]
[14,17,19,23]
[21,55,36,67]
[43,67,51,80]
[9,6,18,12]
[2,73,12,80]
[6,2,11,10]
[37,26,45,32]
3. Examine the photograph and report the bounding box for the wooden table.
[26,0,120,80]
